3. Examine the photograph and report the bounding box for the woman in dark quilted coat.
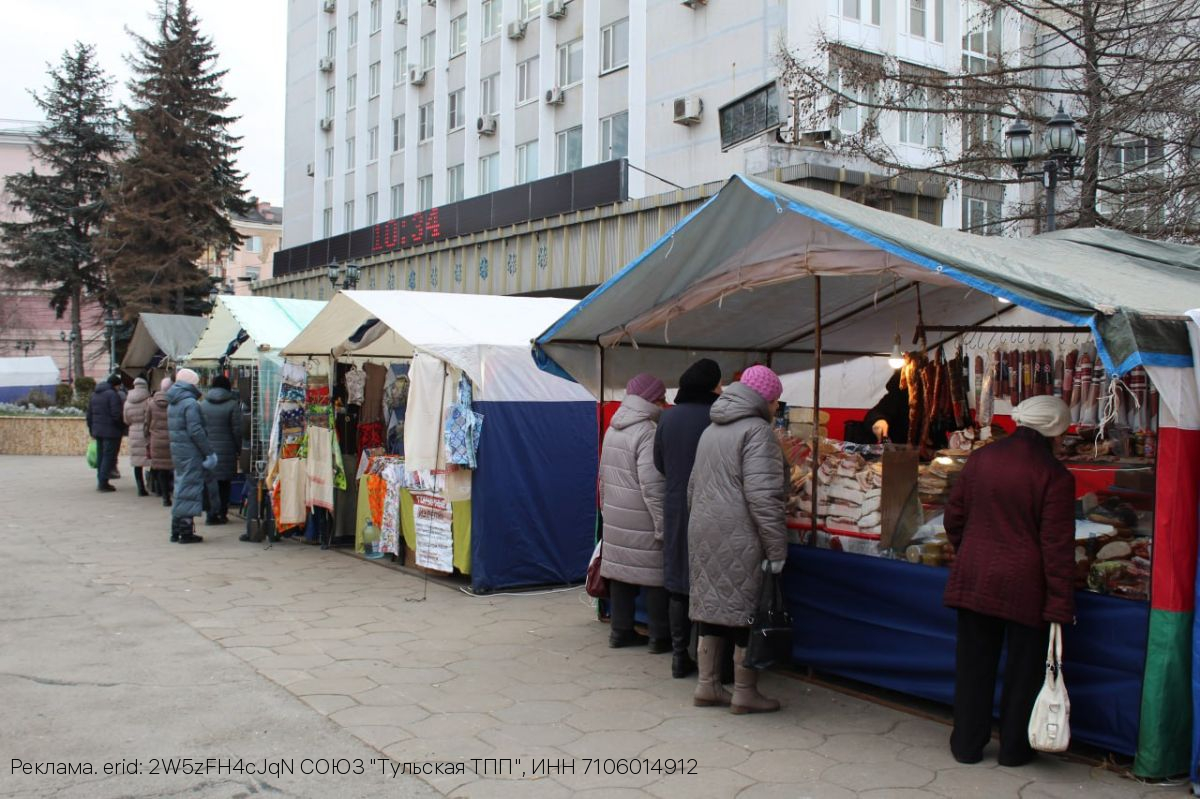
[943,395,1076,767]
[687,365,788,715]
[145,378,174,506]
[200,375,242,524]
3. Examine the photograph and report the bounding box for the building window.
[344,200,355,229]
[368,62,381,97]
[831,69,872,135]
[322,208,333,237]
[899,88,943,147]
[480,73,499,116]
[962,0,1000,73]
[447,164,465,202]
[368,125,379,160]
[417,174,433,210]
[963,197,1001,236]
[346,73,357,109]
[557,39,584,87]
[366,192,379,222]
[348,12,358,46]
[325,86,336,118]
[394,47,407,84]
[345,136,356,168]
[392,114,405,151]
[516,140,538,183]
[516,57,539,104]
[909,0,944,40]
[450,14,468,58]
[326,26,337,58]
[934,0,944,42]
[478,152,500,194]
[599,112,628,161]
[555,125,582,173]
[521,0,541,22]
[324,146,334,174]
[418,102,435,141]
[600,18,629,73]
[391,183,404,217]
[909,0,925,37]
[448,89,465,130]
[244,235,262,254]
[841,0,881,25]
[1107,137,1165,176]
[244,267,260,282]
[420,32,435,71]
[481,0,501,40]
[370,0,381,33]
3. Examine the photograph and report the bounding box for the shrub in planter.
[21,389,54,408]
[55,383,74,407]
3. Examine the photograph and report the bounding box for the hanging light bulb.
[887,334,906,370]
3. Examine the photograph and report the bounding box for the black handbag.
[744,571,794,670]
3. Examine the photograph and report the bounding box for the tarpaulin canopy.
[0,356,59,402]
[283,290,593,402]
[187,297,326,365]
[120,313,208,371]
[535,174,1200,397]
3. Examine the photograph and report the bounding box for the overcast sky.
[2,0,286,203]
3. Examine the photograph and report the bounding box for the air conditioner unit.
[318,56,334,72]
[319,117,334,131]
[395,7,407,24]
[476,115,498,135]
[799,128,841,144]
[423,0,435,6]
[672,96,703,125]
[546,0,567,18]
[545,86,565,105]
[322,0,336,11]
[507,20,528,39]
[408,66,427,85]
[305,162,315,176]
[681,0,708,7]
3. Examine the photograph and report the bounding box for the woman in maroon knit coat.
[943,396,1076,767]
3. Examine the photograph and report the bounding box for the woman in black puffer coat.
[200,375,242,524]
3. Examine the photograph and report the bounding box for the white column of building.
[580,0,600,170]
[377,0,396,222]
[537,15,556,177]
[353,0,371,229]
[432,0,450,206]
[330,1,347,235]
[497,2,517,188]
[463,0,482,198]
[627,0,648,197]
[311,9,333,241]
[403,0,419,213]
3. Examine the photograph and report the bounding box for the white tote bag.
[1028,622,1071,752]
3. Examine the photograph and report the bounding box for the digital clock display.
[371,207,454,253]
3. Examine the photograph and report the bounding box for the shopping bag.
[585,540,609,599]
[86,439,98,469]
[1028,622,1071,752]
[744,572,793,670]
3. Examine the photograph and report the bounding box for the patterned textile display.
[357,422,385,451]
[305,426,335,510]
[344,367,366,406]
[444,375,484,468]
[380,463,404,555]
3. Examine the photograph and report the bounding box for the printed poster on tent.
[412,492,453,572]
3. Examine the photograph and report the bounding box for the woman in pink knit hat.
[687,364,789,714]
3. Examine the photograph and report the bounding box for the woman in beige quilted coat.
[599,373,668,650]
[688,365,788,714]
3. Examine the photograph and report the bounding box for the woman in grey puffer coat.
[167,369,216,543]
[599,373,668,650]
[123,377,151,496]
[688,365,788,715]
[200,375,242,524]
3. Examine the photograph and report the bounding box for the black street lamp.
[326,258,362,291]
[59,330,77,384]
[103,306,118,375]
[1004,104,1085,232]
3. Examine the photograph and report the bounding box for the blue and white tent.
[0,356,59,402]
[284,290,597,592]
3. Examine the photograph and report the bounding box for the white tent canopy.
[282,290,594,402]
[187,296,326,365]
[0,356,59,389]
[121,313,208,371]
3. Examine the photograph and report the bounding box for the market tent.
[120,313,208,372]
[187,296,326,365]
[284,290,597,592]
[534,174,1200,779]
[0,356,59,402]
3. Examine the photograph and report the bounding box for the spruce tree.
[100,0,249,315]
[2,43,121,381]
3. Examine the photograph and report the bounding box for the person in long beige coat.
[599,373,668,650]
[145,378,174,506]
[123,377,152,496]
[688,365,789,714]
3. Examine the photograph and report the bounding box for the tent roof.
[0,355,59,387]
[187,297,325,364]
[283,290,593,401]
[535,174,1200,396]
[121,313,208,370]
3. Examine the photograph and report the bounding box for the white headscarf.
[1012,396,1072,438]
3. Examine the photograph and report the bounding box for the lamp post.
[1004,104,1084,232]
[103,306,118,375]
[326,258,362,292]
[59,330,77,384]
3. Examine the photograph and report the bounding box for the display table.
[781,544,1147,755]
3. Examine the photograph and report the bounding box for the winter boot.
[669,595,696,678]
[170,517,184,543]
[134,467,148,497]
[730,645,780,715]
[177,518,204,544]
[693,636,732,707]
[608,629,649,648]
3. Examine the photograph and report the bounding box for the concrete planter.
[0,416,129,456]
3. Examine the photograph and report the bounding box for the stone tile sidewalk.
[4,457,1188,797]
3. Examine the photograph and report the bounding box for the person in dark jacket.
[200,375,242,525]
[167,369,216,544]
[145,378,174,506]
[653,358,722,679]
[862,371,909,443]
[943,395,1075,767]
[86,374,126,492]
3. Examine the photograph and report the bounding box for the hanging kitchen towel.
[278,457,307,526]
[305,426,335,511]
[403,354,449,472]
[1028,622,1071,752]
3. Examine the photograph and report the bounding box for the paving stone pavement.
[2,457,1189,798]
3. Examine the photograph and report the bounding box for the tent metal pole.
[809,276,822,547]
